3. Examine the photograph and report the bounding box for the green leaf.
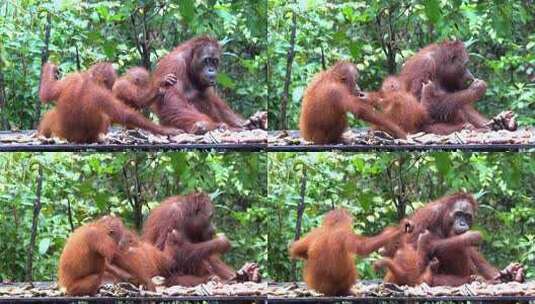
[90,11,100,23]
[38,238,51,255]
[349,42,362,59]
[433,153,451,176]
[423,0,441,24]
[217,73,235,89]
[179,0,195,24]
[215,8,233,23]
[102,40,117,58]
[292,86,304,104]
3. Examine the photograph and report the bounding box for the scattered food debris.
[269,128,535,147]
[266,281,535,298]
[1,281,534,299]
[0,128,268,147]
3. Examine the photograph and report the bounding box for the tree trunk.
[67,199,74,232]
[141,14,151,70]
[25,165,44,282]
[0,68,8,129]
[35,13,52,128]
[75,44,81,71]
[131,5,152,70]
[290,167,307,281]
[133,157,143,230]
[279,8,297,130]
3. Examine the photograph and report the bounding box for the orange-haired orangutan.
[365,78,429,134]
[38,62,181,143]
[375,229,483,286]
[58,216,126,296]
[151,36,266,134]
[142,192,259,286]
[112,67,177,110]
[382,192,524,286]
[104,228,171,290]
[106,227,232,289]
[299,61,407,144]
[289,208,407,295]
[397,40,516,134]
[368,75,479,135]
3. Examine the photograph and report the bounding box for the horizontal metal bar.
[268,296,535,303]
[1,142,533,152]
[0,130,267,152]
[0,296,265,303]
[268,143,535,152]
[267,128,535,152]
[1,129,534,151]
[0,143,267,152]
[2,295,535,303]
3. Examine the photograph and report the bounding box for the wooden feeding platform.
[0,129,268,152]
[2,128,534,152]
[1,281,534,303]
[268,128,535,152]
[0,281,266,303]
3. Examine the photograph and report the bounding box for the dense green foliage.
[269,0,535,129]
[268,152,535,281]
[0,152,267,281]
[0,0,267,130]
[0,0,534,289]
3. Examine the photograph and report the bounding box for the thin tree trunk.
[35,13,52,128]
[0,68,8,129]
[291,167,307,281]
[0,33,6,128]
[12,206,19,276]
[133,157,143,230]
[141,13,151,70]
[320,45,326,70]
[25,165,44,282]
[122,167,134,209]
[67,199,74,232]
[121,156,143,231]
[279,8,297,130]
[75,44,81,71]
[131,8,152,70]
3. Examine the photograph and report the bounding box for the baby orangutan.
[106,228,233,288]
[103,229,175,291]
[365,83,429,134]
[289,208,406,296]
[375,229,483,286]
[112,67,177,110]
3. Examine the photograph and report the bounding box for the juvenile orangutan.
[289,208,406,295]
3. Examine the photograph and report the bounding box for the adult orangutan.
[366,76,485,135]
[151,36,266,134]
[375,229,484,286]
[382,192,524,286]
[142,192,260,286]
[397,40,517,134]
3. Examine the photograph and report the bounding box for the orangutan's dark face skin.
[191,44,221,88]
